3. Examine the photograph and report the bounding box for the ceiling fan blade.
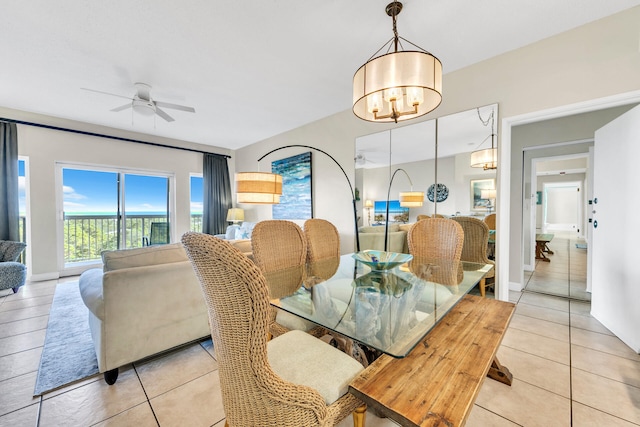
[155,107,175,122]
[155,101,195,113]
[110,103,132,112]
[81,87,132,100]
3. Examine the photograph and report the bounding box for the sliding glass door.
[60,164,172,265]
[122,174,169,249]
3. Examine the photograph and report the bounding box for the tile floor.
[1,235,639,426]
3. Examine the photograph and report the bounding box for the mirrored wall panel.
[355,104,498,227]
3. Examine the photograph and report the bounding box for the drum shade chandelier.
[470,107,498,170]
[353,1,442,123]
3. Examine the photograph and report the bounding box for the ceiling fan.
[81,82,195,122]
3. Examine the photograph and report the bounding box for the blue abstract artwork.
[272,152,313,219]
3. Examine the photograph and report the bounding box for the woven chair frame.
[182,233,363,427]
[407,218,464,261]
[304,219,340,263]
[407,218,465,287]
[451,217,495,279]
[483,213,496,230]
[252,220,325,338]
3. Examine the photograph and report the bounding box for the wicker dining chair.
[417,214,445,221]
[181,233,366,427]
[304,219,340,262]
[483,213,496,230]
[407,218,464,286]
[252,220,325,338]
[452,216,495,297]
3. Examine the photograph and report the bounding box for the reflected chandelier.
[353,1,442,123]
[470,107,497,170]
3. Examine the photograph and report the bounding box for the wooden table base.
[349,295,515,427]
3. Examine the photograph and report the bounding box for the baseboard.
[29,272,60,282]
[509,281,523,292]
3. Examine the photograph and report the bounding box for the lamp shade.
[481,189,497,200]
[236,172,282,204]
[353,51,442,123]
[364,199,374,208]
[226,208,245,222]
[399,191,424,207]
[470,148,497,170]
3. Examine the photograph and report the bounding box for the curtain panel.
[0,122,19,241]
[202,154,232,235]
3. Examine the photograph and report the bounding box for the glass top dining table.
[267,253,493,359]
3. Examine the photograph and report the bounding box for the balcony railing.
[63,213,203,264]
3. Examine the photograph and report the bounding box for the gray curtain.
[202,154,232,235]
[0,123,19,241]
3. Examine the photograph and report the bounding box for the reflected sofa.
[358,224,412,253]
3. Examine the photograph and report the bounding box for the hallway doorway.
[523,152,589,301]
[523,230,590,301]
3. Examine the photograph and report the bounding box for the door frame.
[496,89,640,300]
[525,152,588,271]
[55,162,176,276]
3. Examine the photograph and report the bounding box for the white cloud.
[63,185,87,201]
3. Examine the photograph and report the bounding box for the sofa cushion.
[234,221,256,240]
[398,223,414,233]
[225,224,240,240]
[359,224,400,233]
[359,225,383,233]
[102,243,188,272]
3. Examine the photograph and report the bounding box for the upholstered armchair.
[0,240,27,293]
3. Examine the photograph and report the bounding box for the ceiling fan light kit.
[82,82,195,123]
[353,1,442,123]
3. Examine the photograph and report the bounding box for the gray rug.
[34,281,99,396]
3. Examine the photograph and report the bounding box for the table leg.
[535,241,550,262]
[329,333,381,367]
[487,357,513,386]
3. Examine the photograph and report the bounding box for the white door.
[591,104,640,353]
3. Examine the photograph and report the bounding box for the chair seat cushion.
[267,329,363,405]
[275,310,319,332]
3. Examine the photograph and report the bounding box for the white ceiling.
[1,1,639,150]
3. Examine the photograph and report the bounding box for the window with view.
[190,175,203,232]
[60,165,172,265]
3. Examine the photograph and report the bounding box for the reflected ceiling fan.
[81,82,195,122]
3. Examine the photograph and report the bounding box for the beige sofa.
[358,224,412,253]
[79,242,211,384]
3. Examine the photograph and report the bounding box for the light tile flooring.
[1,237,639,426]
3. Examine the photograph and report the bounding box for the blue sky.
[60,168,203,214]
[18,162,203,215]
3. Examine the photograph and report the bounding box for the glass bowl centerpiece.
[352,250,413,272]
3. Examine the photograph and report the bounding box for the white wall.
[536,174,586,232]
[235,6,640,300]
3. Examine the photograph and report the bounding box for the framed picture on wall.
[470,178,496,211]
[271,152,313,219]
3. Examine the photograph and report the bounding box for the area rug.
[33,281,99,396]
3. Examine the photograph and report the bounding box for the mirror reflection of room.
[354,104,498,255]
